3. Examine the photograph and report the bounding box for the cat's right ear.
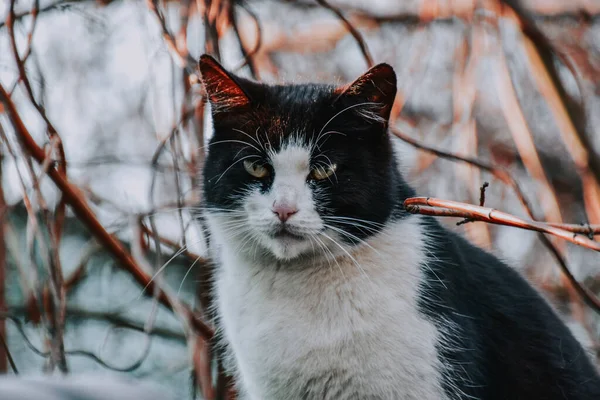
[198,54,251,113]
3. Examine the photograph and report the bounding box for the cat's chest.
[215,243,448,400]
[219,254,410,347]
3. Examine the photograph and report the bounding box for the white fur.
[206,144,450,399]
[238,143,325,260]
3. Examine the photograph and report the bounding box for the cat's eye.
[243,160,270,178]
[310,164,337,181]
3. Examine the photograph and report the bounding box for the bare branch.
[404,196,600,312]
[0,84,214,340]
[315,0,374,67]
[146,0,197,74]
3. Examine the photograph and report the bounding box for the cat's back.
[421,217,600,400]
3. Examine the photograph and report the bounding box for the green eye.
[243,160,269,178]
[310,164,337,181]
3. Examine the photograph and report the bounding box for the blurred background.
[0,0,599,398]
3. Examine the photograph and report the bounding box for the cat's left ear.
[198,54,251,113]
[335,63,397,123]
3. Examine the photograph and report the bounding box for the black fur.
[199,55,600,399]
[419,217,600,399]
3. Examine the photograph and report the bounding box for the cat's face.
[199,55,402,261]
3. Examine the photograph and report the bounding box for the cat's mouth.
[271,226,305,241]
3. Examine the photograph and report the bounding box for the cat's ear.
[335,63,397,123]
[198,54,251,113]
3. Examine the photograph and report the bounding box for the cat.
[198,54,600,400]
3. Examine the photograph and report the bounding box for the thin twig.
[230,1,261,78]
[457,182,489,226]
[20,0,40,64]
[0,332,18,374]
[315,0,374,68]
[141,224,206,263]
[146,0,197,74]
[0,0,87,29]
[0,120,63,370]
[6,306,186,342]
[7,1,70,371]
[404,196,600,312]
[0,156,8,373]
[1,316,154,372]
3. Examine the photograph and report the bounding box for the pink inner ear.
[335,63,397,104]
[199,55,250,111]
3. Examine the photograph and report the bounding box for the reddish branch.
[7,0,68,244]
[0,84,213,340]
[391,124,600,313]
[405,197,600,251]
[7,1,71,371]
[25,259,88,325]
[404,196,600,311]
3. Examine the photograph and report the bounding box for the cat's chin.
[262,234,314,261]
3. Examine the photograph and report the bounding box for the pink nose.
[272,204,298,222]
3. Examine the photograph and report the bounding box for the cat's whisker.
[176,253,206,297]
[250,234,262,260]
[136,237,206,301]
[232,128,265,151]
[201,208,247,215]
[232,146,250,161]
[323,224,381,256]
[238,230,259,251]
[319,231,372,284]
[217,219,248,228]
[420,258,448,290]
[321,215,386,228]
[315,102,380,143]
[307,234,317,255]
[212,155,260,184]
[312,234,344,281]
[208,139,262,154]
[219,224,252,238]
[214,214,247,223]
[313,155,338,183]
[313,130,347,150]
[323,220,381,234]
[321,217,386,236]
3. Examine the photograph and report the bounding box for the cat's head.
[199,55,410,261]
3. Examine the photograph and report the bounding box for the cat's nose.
[272,204,298,222]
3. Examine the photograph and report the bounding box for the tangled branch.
[0,84,213,341]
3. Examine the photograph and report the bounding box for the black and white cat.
[199,54,600,400]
